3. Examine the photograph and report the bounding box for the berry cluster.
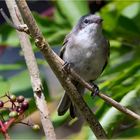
[0,93,40,138]
[0,94,28,117]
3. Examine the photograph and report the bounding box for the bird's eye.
[84,19,89,24]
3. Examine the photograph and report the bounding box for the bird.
[57,14,110,118]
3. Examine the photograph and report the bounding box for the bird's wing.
[59,45,66,59]
[59,33,71,59]
[102,39,110,72]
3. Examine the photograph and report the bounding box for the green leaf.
[53,8,70,26]
[121,2,140,19]
[108,63,140,89]
[56,0,89,26]
[115,15,140,39]
[0,24,19,47]
[116,126,140,139]
[100,88,140,137]
[101,3,119,32]
[0,80,10,94]
[52,111,69,128]
[8,70,32,96]
[101,1,140,41]
[47,29,70,46]
[0,64,23,70]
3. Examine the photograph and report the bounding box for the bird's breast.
[64,44,106,81]
[63,36,107,81]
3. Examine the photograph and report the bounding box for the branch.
[4,1,56,140]
[15,0,107,139]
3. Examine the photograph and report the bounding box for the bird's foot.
[62,61,71,74]
[91,83,99,98]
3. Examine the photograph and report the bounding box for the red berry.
[0,100,4,107]
[16,106,23,113]
[17,96,24,103]
[21,101,29,110]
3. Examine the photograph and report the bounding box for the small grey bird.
[57,14,110,118]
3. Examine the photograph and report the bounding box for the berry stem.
[0,95,6,99]
[18,121,32,127]
[0,120,6,133]
[4,132,11,140]
[4,118,15,130]
[6,95,16,109]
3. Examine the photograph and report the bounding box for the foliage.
[0,0,140,139]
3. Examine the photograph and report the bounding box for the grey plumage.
[57,14,110,118]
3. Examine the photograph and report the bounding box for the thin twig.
[0,118,15,140]
[15,0,107,139]
[4,132,11,140]
[5,1,56,140]
[0,8,17,29]
[0,8,29,34]
[17,121,32,127]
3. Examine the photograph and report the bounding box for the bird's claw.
[91,83,99,98]
[62,61,71,74]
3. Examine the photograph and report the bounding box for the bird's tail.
[57,82,84,118]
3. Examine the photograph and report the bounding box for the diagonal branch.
[15,0,107,139]
[5,0,56,140]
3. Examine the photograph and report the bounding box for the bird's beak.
[95,18,103,24]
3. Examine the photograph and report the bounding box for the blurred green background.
[0,0,140,139]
